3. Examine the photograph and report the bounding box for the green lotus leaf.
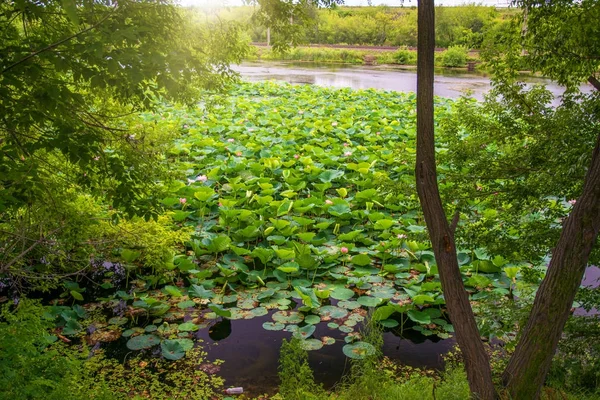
[338,300,362,310]
[177,300,196,309]
[178,322,199,332]
[379,319,399,328]
[317,305,348,319]
[161,339,186,361]
[300,338,324,351]
[304,315,321,325]
[272,311,304,324]
[343,342,376,359]
[126,334,160,351]
[262,322,285,331]
[357,296,382,307]
[330,287,355,301]
[293,324,316,340]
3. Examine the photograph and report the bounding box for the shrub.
[0,299,112,400]
[441,46,468,68]
[278,338,324,399]
[393,49,415,65]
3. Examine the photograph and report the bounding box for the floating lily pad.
[300,338,324,351]
[321,336,336,346]
[327,322,339,329]
[250,307,268,317]
[284,324,299,332]
[108,316,128,326]
[126,334,160,350]
[262,322,285,331]
[357,296,382,307]
[330,287,355,301]
[304,315,321,325]
[177,300,196,309]
[144,325,158,333]
[273,311,304,324]
[343,342,376,359]
[122,329,136,337]
[178,322,199,332]
[344,319,358,327]
[338,300,362,310]
[317,305,348,319]
[174,338,194,351]
[380,319,399,328]
[161,339,185,360]
[339,325,354,333]
[293,324,316,340]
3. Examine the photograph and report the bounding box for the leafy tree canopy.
[0,0,247,217]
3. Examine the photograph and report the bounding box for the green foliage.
[278,338,324,399]
[547,315,600,395]
[87,347,224,399]
[441,46,468,68]
[230,5,510,49]
[0,299,112,400]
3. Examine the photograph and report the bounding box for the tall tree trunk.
[503,130,600,399]
[415,1,496,399]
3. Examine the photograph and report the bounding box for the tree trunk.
[503,131,600,399]
[415,1,496,399]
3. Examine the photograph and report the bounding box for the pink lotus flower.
[325,200,333,205]
[93,156,100,161]
[196,175,208,182]
[179,198,187,204]
[568,199,577,205]
[183,124,189,129]
[343,142,349,147]
[294,154,300,159]
[236,151,242,156]
[344,151,352,157]
[340,247,349,254]
[227,138,235,143]
[397,234,407,239]
[376,132,381,135]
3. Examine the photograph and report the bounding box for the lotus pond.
[50,82,525,392]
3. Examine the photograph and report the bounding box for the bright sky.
[177,0,511,7]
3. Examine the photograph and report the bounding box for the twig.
[1,5,118,75]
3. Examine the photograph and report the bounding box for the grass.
[247,45,480,69]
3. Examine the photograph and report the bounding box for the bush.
[278,338,324,399]
[441,46,468,67]
[392,49,415,65]
[0,299,112,400]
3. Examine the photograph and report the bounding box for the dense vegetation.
[214,4,516,49]
[0,0,599,399]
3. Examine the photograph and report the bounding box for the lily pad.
[178,322,199,332]
[343,341,376,359]
[262,322,285,331]
[317,305,348,319]
[338,300,362,310]
[293,324,316,340]
[357,296,382,307]
[304,315,321,325]
[300,338,324,351]
[177,300,196,309]
[161,339,186,360]
[330,287,355,301]
[126,334,160,351]
[272,311,304,324]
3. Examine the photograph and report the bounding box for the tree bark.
[503,130,600,399]
[415,1,496,399]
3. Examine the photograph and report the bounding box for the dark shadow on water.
[194,312,454,396]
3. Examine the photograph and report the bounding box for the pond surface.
[195,311,454,396]
[233,61,594,101]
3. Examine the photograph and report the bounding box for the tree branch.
[588,75,600,91]
[1,5,118,75]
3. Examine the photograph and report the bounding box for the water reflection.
[234,61,593,102]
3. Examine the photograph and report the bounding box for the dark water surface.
[195,312,454,395]
[233,61,594,102]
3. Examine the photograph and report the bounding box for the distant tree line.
[214,5,516,49]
